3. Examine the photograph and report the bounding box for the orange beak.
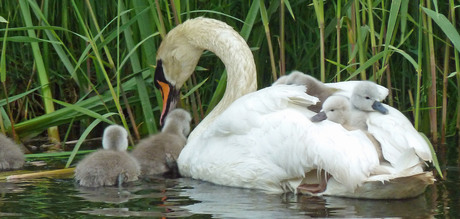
[157,80,171,126]
[154,59,178,126]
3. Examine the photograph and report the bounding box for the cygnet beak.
[372,101,389,114]
[311,111,327,122]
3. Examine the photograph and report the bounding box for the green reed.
[0,0,458,161]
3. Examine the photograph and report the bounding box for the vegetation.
[0,0,459,167]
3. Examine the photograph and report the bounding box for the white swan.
[153,17,433,198]
[274,71,389,113]
[305,81,435,198]
[316,81,433,170]
[311,95,386,162]
[74,125,140,187]
[132,108,191,177]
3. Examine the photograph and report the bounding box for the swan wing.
[179,85,379,193]
[367,104,433,167]
[208,85,318,136]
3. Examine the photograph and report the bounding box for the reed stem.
[425,0,438,143]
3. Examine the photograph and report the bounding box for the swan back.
[102,125,128,151]
[273,71,337,112]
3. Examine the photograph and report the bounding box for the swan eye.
[365,96,371,100]
[330,109,335,112]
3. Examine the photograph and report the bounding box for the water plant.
[0,0,457,170]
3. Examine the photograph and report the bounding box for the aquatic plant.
[0,0,457,168]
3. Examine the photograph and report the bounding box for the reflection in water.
[178,178,438,218]
[178,178,305,218]
[296,192,436,218]
[0,168,458,218]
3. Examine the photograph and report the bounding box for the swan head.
[162,108,192,137]
[350,81,388,114]
[154,19,206,125]
[311,95,350,124]
[102,125,128,151]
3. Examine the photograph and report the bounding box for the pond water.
[0,148,459,218]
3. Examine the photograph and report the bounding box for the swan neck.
[186,20,257,140]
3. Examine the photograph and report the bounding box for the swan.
[314,81,433,170]
[304,81,435,198]
[74,125,140,187]
[0,134,25,170]
[273,71,389,113]
[311,95,385,162]
[153,17,432,198]
[273,71,337,113]
[131,108,191,177]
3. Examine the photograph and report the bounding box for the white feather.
[157,18,434,199]
[367,104,433,167]
[179,85,380,193]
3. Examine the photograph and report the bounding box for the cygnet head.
[311,95,350,124]
[351,81,388,114]
[102,125,128,151]
[162,108,192,137]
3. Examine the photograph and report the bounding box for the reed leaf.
[52,99,114,125]
[0,17,7,83]
[380,0,401,77]
[70,0,129,133]
[422,7,460,53]
[259,0,277,80]
[346,50,389,81]
[420,132,443,178]
[19,0,60,143]
[27,0,83,87]
[65,112,117,168]
[121,0,159,134]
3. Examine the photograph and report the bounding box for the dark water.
[0,168,458,218]
[1,149,459,218]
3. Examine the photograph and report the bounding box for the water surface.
[1,141,459,218]
[0,167,458,218]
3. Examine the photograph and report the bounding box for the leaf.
[283,0,295,20]
[0,16,7,23]
[182,78,209,99]
[448,72,457,78]
[26,150,93,158]
[65,113,117,168]
[0,86,41,107]
[52,99,114,125]
[419,132,443,179]
[389,45,419,70]
[240,0,260,41]
[346,50,389,81]
[422,7,460,53]
[382,0,401,65]
[4,36,62,44]
[0,19,7,83]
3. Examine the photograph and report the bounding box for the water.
[0,153,459,218]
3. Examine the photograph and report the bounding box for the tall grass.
[0,0,459,163]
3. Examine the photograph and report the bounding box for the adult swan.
[153,17,434,199]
